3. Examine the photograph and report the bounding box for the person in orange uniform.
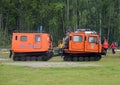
[103,39,109,56]
[110,42,116,54]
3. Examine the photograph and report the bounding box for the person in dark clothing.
[110,42,116,54]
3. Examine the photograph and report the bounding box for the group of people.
[103,39,117,55]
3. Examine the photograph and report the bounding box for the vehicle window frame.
[35,35,41,42]
[20,36,27,42]
[73,35,82,42]
[88,36,98,43]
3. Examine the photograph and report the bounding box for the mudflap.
[101,49,106,55]
[9,50,12,58]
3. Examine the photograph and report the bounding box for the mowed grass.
[0,51,120,85]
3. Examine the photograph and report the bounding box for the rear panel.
[12,33,50,53]
[69,33,85,52]
[85,34,99,53]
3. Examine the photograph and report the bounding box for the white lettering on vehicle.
[20,44,40,48]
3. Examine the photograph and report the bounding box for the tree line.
[0,0,120,47]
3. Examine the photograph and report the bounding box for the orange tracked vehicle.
[9,32,53,61]
[61,29,105,61]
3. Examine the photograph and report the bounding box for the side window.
[35,35,41,42]
[15,36,18,40]
[73,36,82,42]
[88,36,97,43]
[20,36,27,41]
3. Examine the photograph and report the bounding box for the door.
[85,36,99,52]
[70,34,85,51]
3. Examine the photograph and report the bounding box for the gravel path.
[0,58,100,67]
[0,58,11,61]
[5,62,100,67]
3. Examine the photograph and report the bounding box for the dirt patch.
[5,62,100,67]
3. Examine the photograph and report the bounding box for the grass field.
[0,51,120,85]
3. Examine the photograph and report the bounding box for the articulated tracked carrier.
[61,29,105,61]
[9,32,53,61]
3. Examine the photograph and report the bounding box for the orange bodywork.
[63,30,103,54]
[11,33,53,53]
